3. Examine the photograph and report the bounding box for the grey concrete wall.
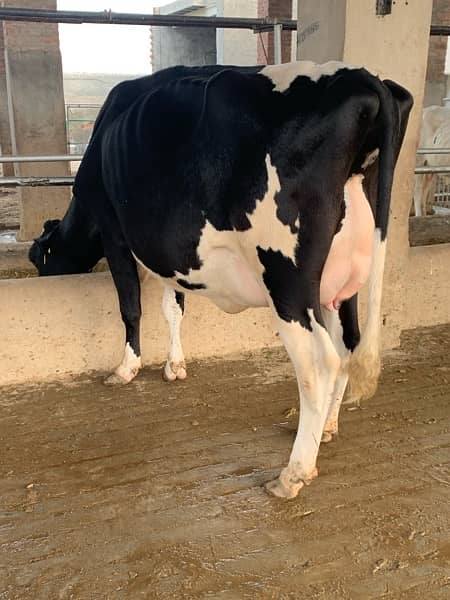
[297,0,346,62]
[217,0,257,66]
[152,26,216,69]
[424,81,446,107]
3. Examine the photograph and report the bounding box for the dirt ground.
[0,325,449,600]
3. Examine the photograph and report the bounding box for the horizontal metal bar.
[66,104,102,108]
[0,176,74,187]
[1,150,447,164]
[0,7,445,38]
[1,168,450,189]
[0,155,82,163]
[430,25,450,36]
[415,166,450,174]
[417,148,450,155]
[0,7,297,31]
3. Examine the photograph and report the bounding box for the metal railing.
[0,155,83,163]
[1,148,450,187]
[0,7,298,31]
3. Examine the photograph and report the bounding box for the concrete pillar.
[0,25,13,176]
[297,0,346,62]
[297,0,439,347]
[217,0,258,66]
[2,0,70,241]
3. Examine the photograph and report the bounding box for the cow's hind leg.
[320,296,359,442]
[162,286,187,381]
[265,308,340,499]
[103,240,142,385]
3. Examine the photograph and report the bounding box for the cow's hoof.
[265,466,318,499]
[163,360,187,382]
[321,430,337,443]
[264,477,303,499]
[104,367,139,386]
[104,372,130,385]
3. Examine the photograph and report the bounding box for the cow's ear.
[199,69,275,136]
[43,219,61,234]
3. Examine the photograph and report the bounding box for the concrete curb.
[0,272,280,386]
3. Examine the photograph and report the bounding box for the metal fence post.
[273,23,282,64]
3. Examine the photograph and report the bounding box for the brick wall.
[257,0,292,65]
[425,0,450,105]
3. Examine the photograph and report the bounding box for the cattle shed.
[0,0,449,385]
[0,1,450,599]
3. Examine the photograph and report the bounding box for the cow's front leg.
[265,309,340,499]
[162,286,187,381]
[103,240,142,385]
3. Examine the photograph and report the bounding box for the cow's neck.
[59,195,104,270]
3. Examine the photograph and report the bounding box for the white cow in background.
[414,105,450,216]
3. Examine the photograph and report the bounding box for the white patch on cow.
[265,308,340,498]
[134,154,298,315]
[162,286,187,381]
[178,224,268,312]
[112,342,142,384]
[260,60,359,93]
[347,228,386,402]
[321,308,350,441]
[133,227,266,313]
[133,156,297,315]
[361,148,379,169]
[240,155,298,265]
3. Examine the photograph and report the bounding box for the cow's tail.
[347,228,386,402]
[347,76,413,403]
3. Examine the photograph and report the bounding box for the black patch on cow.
[338,295,361,351]
[273,184,300,234]
[257,247,314,330]
[176,279,206,291]
[175,291,185,314]
[99,68,277,279]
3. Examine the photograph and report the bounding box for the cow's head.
[29,219,91,276]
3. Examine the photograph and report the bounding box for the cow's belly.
[183,247,268,313]
[320,175,375,310]
[134,244,268,314]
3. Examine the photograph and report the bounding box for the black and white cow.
[29,61,412,499]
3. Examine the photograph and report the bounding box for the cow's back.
[73,64,262,204]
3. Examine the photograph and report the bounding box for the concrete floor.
[1,325,449,599]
